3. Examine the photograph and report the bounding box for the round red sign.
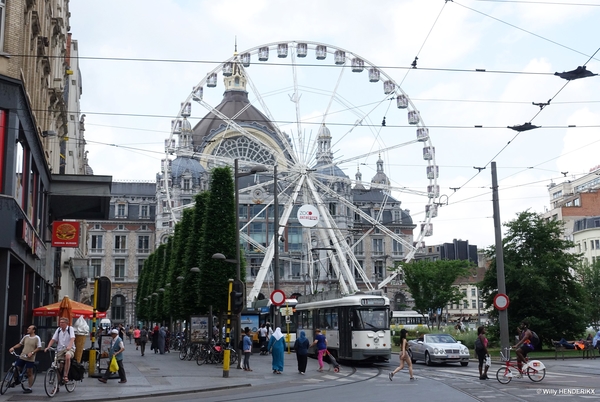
[493,293,510,311]
[270,290,286,306]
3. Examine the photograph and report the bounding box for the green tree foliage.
[402,259,471,329]
[480,211,586,345]
[150,244,168,322]
[166,208,194,320]
[198,166,241,314]
[578,259,600,329]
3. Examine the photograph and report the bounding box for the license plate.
[448,354,459,359]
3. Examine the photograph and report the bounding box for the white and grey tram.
[295,293,391,362]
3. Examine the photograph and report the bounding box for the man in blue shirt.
[98,329,127,384]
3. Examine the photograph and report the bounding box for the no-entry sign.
[270,290,286,306]
[493,293,510,311]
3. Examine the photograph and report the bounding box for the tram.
[390,310,429,330]
[251,298,298,345]
[295,293,391,362]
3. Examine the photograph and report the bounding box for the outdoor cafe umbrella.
[33,296,106,319]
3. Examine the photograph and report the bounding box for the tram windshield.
[352,308,389,331]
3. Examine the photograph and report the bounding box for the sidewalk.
[0,340,348,401]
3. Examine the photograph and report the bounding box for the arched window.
[111,294,125,321]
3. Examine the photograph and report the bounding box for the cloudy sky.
[68,0,600,250]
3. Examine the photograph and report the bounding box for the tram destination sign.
[361,298,386,306]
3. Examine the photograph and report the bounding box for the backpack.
[474,336,484,350]
[530,331,540,347]
[69,361,85,381]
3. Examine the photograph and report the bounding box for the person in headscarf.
[593,329,600,351]
[152,325,160,354]
[158,326,166,354]
[267,327,286,374]
[294,330,310,374]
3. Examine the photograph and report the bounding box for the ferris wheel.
[162,40,439,297]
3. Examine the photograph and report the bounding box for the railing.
[90,248,104,254]
[114,249,128,254]
[136,248,150,254]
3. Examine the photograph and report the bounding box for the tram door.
[338,307,352,359]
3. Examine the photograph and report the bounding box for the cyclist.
[45,317,75,384]
[8,324,42,394]
[514,321,534,372]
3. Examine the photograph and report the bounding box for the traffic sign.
[270,289,286,306]
[493,293,510,311]
[280,307,293,316]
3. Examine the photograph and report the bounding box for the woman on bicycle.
[8,325,41,394]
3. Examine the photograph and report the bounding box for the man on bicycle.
[8,325,41,394]
[514,321,534,371]
[45,317,75,384]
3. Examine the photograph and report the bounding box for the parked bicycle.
[0,351,38,395]
[196,340,237,366]
[44,347,76,397]
[496,347,546,384]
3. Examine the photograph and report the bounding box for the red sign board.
[51,221,80,247]
[493,293,510,311]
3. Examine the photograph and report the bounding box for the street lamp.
[212,252,239,372]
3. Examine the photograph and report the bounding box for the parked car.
[408,333,469,366]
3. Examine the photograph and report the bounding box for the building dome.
[171,156,205,184]
[313,161,348,179]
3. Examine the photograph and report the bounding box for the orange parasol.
[33,297,106,319]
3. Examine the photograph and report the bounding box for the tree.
[198,166,240,315]
[579,259,600,329]
[401,259,471,329]
[167,208,194,320]
[480,211,586,345]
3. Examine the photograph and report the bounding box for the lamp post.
[212,253,239,372]
[234,159,267,365]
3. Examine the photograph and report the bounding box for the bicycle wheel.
[496,366,513,384]
[196,348,208,366]
[527,367,546,382]
[65,378,76,393]
[0,366,16,395]
[21,365,37,390]
[179,346,187,360]
[44,368,58,397]
[229,349,238,365]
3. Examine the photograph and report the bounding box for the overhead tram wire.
[398,0,449,87]
[474,0,600,6]
[451,0,600,62]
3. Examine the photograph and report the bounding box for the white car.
[408,333,470,366]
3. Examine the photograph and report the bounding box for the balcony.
[136,248,150,254]
[113,249,128,254]
[89,248,104,254]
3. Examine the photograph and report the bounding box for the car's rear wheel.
[408,350,416,364]
[424,352,432,366]
[460,361,469,366]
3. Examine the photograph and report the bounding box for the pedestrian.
[9,324,42,394]
[98,329,127,384]
[267,327,286,374]
[242,327,253,371]
[294,330,310,374]
[593,329,600,351]
[165,328,171,353]
[152,325,159,353]
[139,326,148,356]
[311,328,327,372]
[389,328,414,381]
[258,324,267,354]
[118,324,126,343]
[126,325,133,344]
[44,317,75,385]
[158,326,166,354]
[475,325,490,380]
[133,326,141,350]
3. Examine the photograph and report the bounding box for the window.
[91,235,103,252]
[374,260,384,279]
[14,140,25,208]
[137,235,150,253]
[329,202,336,216]
[183,178,190,190]
[0,0,5,53]
[116,203,126,217]
[355,260,364,280]
[94,224,101,230]
[91,258,102,277]
[463,300,468,309]
[114,259,125,280]
[392,239,403,256]
[471,299,476,309]
[354,240,364,255]
[593,241,596,250]
[137,259,145,277]
[140,205,149,218]
[111,295,125,320]
[372,238,384,255]
[114,235,127,253]
[471,288,476,297]
[574,198,580,206]
[182,199,191,205]
[291,262,301,278]
[596,240,600,249]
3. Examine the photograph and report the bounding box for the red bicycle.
[496,347,546,384]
